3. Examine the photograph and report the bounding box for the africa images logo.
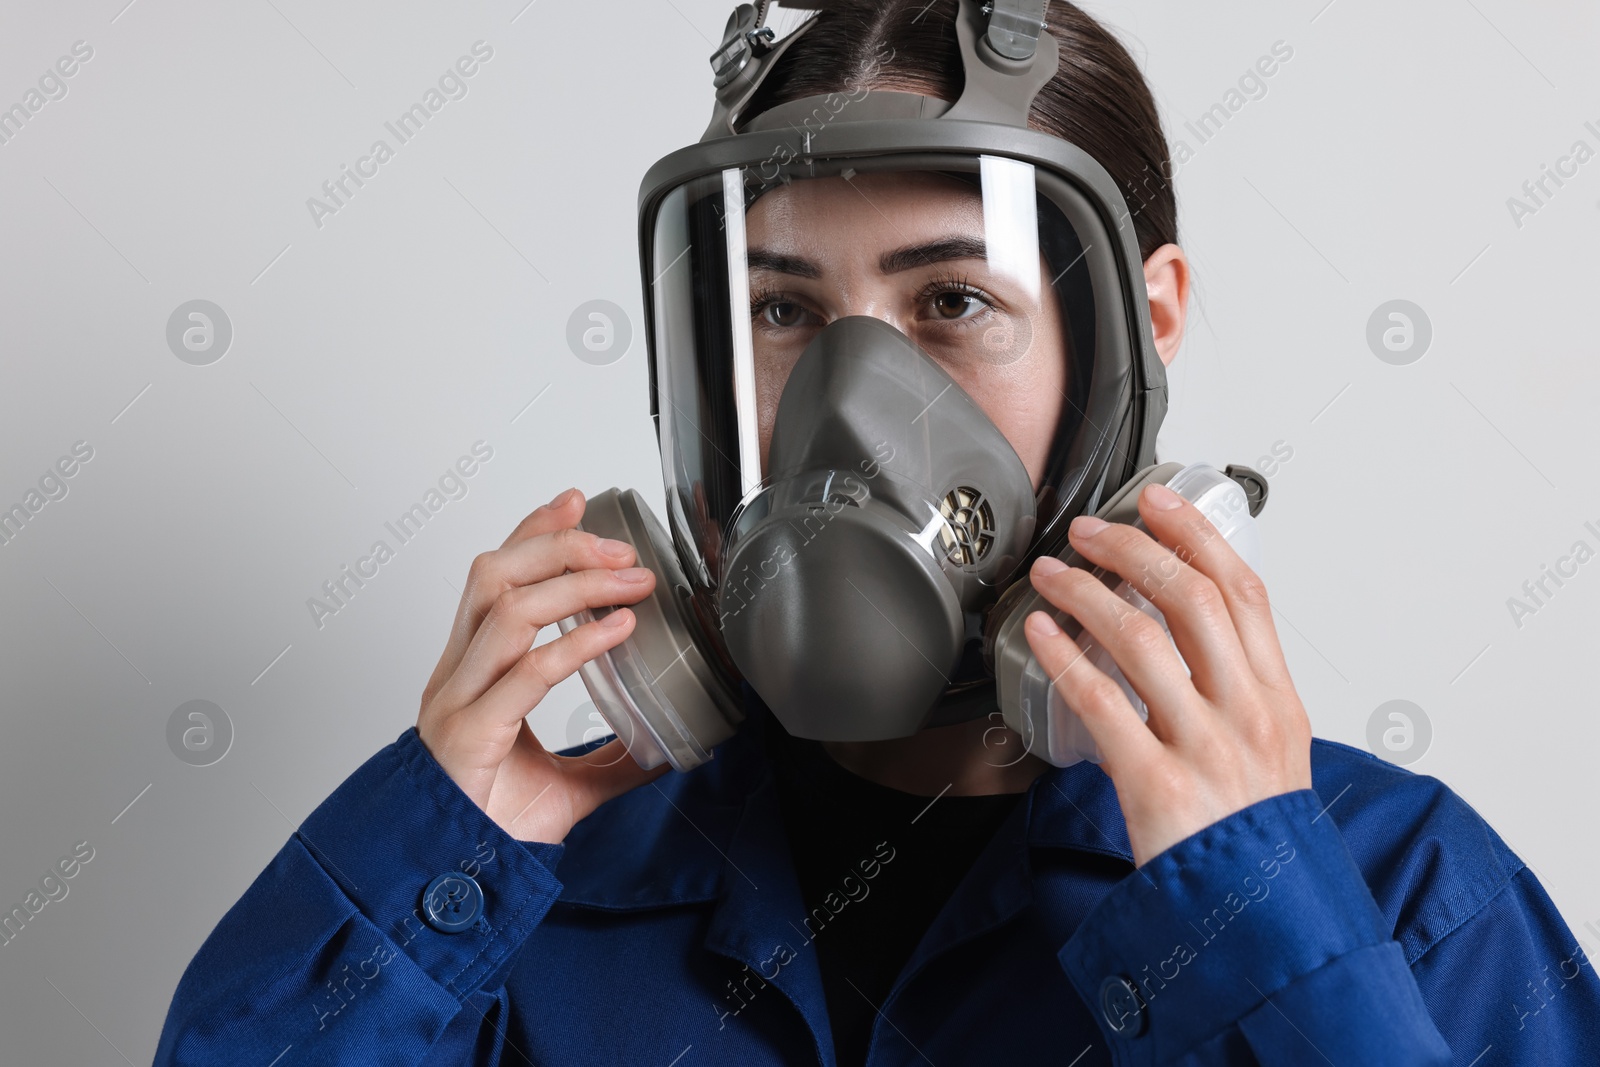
[304,41,495,229]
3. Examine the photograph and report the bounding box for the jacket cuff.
[296,725,564,1000]
[1057,789,1394,1065]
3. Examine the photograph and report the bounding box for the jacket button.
[422,872,484,933]
[1098,975,1147,1037]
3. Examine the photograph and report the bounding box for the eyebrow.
[745,235,988,279]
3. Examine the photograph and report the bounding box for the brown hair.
[745,0,1177,261]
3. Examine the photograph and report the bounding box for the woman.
[155,2,1600,1064]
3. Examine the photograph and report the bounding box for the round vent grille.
[938,486,995,568]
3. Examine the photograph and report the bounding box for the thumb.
[562,737,673,821]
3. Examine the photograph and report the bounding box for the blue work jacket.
[155,695,1600,1065]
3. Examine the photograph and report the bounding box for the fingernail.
[548,487,577,509]
[600,609,631,628]
[615,567,652,583]
[1070,515,1109,538]
[596,537,632,558]
[1143,483,1184,510]
[1026,610,1062,636]
[1032,555,1069,577]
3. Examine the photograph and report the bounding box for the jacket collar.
[555,689,1133,910]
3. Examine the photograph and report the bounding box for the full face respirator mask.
[557,0,1270,772]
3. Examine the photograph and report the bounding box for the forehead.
[744,171,985,248]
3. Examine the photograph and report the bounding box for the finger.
[468,607,642,735]
[426,488,589,704]
[466,526,639,635]
[1063,512,1253,702]
[1135,483,1293,689]
[444,567,656,714]
[1022,608,1162,771]
[429,520,636,705]
[1029,557,1200,738]
[557,736,673,821]
[494,724,670,841]
[498,486,586,551]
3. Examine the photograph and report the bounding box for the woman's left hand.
[1023,480,1313,868]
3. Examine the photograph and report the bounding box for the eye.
[750,288,822,331]
[929,291,986,320]
[760,300,810,328]
[918,275,996,323]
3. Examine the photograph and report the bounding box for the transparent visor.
[645,153,1137,607]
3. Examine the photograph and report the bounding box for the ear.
[1142,243,1190,369]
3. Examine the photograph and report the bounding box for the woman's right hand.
[416,487,669,844]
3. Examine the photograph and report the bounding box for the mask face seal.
[643,150,1127,660]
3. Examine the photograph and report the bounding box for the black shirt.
[764,715,1025,1067]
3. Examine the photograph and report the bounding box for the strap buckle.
[982,0,1048,61]
[710,3,779,88]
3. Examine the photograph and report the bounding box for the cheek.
[755,354,798,481]
[757,393,775,481]
[956,356,1065,490]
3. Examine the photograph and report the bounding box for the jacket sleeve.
[1056,788,1455,1066]
[153,726,565,1067]
[1407,863,1600,1064]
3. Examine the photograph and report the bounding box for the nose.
[827,294,909,335]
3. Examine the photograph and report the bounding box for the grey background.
[1,0,1596,1060]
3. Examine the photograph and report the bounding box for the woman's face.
[744,171,1068,489]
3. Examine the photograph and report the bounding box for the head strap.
[701,0,1059,140]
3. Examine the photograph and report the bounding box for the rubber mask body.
[716,316,1036,741]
